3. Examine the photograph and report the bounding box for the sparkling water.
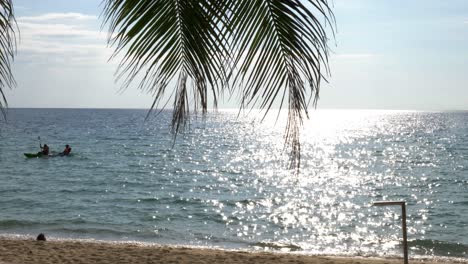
[0,109,467,259]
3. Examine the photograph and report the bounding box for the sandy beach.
[0,238,465,264]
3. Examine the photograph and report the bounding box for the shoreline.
[1,237,467,264]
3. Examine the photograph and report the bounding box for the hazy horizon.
[4,106,468,112]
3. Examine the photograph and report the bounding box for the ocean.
[0,108,467,260]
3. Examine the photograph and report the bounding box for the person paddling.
[39,144,49,156]
[62,144,72,156]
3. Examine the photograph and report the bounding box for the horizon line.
[4,107,468,112]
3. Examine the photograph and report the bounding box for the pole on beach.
[372,201,408,264]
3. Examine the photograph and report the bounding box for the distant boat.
[24,152,71,158]
[24,153,45,158]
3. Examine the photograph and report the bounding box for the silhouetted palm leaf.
[230,0,334,170]
[103,0,230,130]
[0,0,16,118]
[103,0,334,171]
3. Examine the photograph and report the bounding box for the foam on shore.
[1,237,466,264]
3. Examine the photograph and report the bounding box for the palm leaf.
[103,0,231,130]
[103,0,334,171]
[230,0,334,171]
[0,0,16,119]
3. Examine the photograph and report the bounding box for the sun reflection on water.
[199,110,468,257]
[1,109,467,258]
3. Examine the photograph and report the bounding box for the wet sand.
[0,238,465,264]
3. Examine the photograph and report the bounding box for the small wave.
[48,227,129,238]
[252,241,302,251]
[0,218,91,229]
[409,239,468,258]
[0,219,37,228]
[453,201,468,206]
[113,196,205,206]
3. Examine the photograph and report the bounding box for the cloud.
[17,12,104,41]
[15,13,111,66]
[18,22,105,40]
[18,12,97,23]
[18,22,103,39]
[13,5,28,11]
[333,53,375,60]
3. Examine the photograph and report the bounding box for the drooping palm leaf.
[230,0,334,171]
[0,0,16,119]
[102,0,231,130]
[103,0,334,171]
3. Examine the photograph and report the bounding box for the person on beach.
[62,144,72,155]
[39,144,49,156]
[36,233,46,241]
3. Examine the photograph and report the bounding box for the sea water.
[0,109,467,259]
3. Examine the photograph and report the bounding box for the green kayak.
[24,153,45,158]
[24,153,72,158]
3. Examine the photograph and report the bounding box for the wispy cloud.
[16,13,110,66]
[18,22,105,40]
[18,12,97,23]
[13,5,29,11]
[333,53,375,60]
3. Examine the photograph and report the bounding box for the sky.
[4,0,468,110]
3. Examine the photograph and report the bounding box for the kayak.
[24,152,72,158]
[24,153,45,158]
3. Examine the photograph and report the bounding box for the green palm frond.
[103,0,230,129]
[0,0,16,118]
[103,0,335,171]
[230,0,334,171]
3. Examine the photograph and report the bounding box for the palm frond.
[0,0,16,119]
[103,0,335,172]
[103,0,231,131]
[230,0,334,171]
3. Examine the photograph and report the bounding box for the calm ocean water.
[0,108,467,259]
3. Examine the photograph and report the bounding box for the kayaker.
[39,144,49,155]
[62,144,72,155]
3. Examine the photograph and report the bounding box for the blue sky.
[5,0,468,110]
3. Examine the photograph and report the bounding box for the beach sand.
[0,238,465,264]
